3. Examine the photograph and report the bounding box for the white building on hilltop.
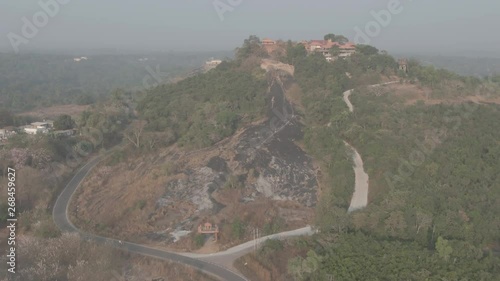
[205,58,222,69]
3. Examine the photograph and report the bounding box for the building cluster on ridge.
[262,37,357,62]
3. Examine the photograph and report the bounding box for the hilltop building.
[205,58,223,71]
[301,39,356,61]
[261,38,276,45]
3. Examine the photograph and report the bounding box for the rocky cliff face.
[159,76,318,217]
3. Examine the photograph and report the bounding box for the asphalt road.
[52,151,247,281]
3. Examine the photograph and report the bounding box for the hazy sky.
[1,0,499,56]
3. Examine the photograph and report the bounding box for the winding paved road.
[53,148,316,280]
[342,81,398,212]
[344,141,369,212]
[343,81,399,113]
[52,152,247,281]
[183,226,314,259]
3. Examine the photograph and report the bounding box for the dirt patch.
[18,104,90,119]
[283,83,306,113]
[260,59,294,76]
[384,83,500,106]
[263,43,287,60]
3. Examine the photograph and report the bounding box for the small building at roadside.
[398,59,409,73]
[23,121,53,135]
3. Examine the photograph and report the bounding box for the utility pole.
[253,227,261,253]
[256,228,259,252]
[253,228,256,253]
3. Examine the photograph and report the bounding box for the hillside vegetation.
[230,36,500,280]
[137,57,268,149]
[104,36,500,279]
[4,36,498,280]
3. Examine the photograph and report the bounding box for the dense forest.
[276,39,500,280]
[0,52,227,111]
[137,54,268,149]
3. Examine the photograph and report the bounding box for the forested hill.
[157,36,500,280]
[395,54,500,78]
[0,52,224,111]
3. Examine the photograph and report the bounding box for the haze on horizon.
[1,0,499,57]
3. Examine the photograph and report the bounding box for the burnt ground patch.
[207,156,228,173]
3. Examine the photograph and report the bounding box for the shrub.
[194,234,205,248]
[231,218,246,240]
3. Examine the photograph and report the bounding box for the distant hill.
[0,51,232,111]
[394,54,500,77]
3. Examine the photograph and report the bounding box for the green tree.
[0,109,13,127]
[324,33,336,41]
[436,236,453,261]
[286,42,307,65]
[53,114,75,130]
[324,34,349,44]
[288,256,305,281]
[329,46,341,57]
[236,35,263,60]
[356,44,379,56]
[333,35,349,44]
[193,234,205,248]
[302,250,322,274]
[231,218,246,240]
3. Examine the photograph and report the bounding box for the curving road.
[52,151,247,281]
[344,141,369,213]
[53,147,316,280]
[184,226,315,259]
[343,81,399,113]
[342,81,398,212]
